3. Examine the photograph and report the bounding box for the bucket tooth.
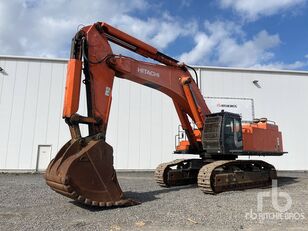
[99,202,106,207]
[84,198,91,205]
[92,201,99,206]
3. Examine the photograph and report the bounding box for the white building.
[0,55,307,171]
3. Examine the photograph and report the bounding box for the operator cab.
[202,111,243,155]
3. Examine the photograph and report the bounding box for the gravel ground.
[0,171,307,231]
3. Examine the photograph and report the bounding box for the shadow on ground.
[125,184,197,203]
[277,176,298,187]
[70,184,196,211]
[69,176,298,211]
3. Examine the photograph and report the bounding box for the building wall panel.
[0,56,307,171]
[17,61,39,169]
[1,60,18,169]
[5,60,25,169]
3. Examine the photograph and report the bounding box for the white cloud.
[179,21,307,70]
[0,0,149,57]
[0,1,306,70]
[179,33,215,64]
[179,20,282,68]
[179,21,242,64]
[305,54,308,59]
[253,61,308,70]
[219,0,306,20]
[0,0,197,58]
[217,30,280,67]
[110,14,197,50]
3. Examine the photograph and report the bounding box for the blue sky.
[0,0,308,70]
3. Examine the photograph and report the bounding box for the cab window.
[234,118,242,142]
[224,117,234,135]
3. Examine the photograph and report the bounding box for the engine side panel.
[242,122,283,153]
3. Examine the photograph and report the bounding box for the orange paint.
[62,59,82,118]
[242,122,283,153]
[176,129,201,152]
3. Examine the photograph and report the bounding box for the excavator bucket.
[45,139,139,207]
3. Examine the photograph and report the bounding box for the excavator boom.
[45,22,210,207]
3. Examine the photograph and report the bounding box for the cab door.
[223,115,243,153]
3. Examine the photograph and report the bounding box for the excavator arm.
[45,22,210,207]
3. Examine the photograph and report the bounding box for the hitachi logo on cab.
[137,67,160,78]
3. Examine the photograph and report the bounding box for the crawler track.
[155,159,277,194]
[197,160,277,194]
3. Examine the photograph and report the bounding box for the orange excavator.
[45,22,285,207]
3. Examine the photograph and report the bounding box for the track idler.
[45,138,139,207]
